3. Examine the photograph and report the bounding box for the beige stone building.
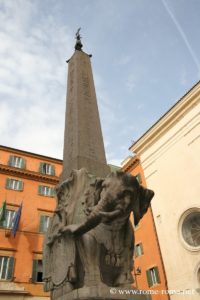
[130,81,200,299]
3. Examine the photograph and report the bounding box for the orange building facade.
[122,155,169,300]
[0,144,169,300]
[0,145,62,300]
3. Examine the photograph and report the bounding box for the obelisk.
[61,28,110,180]
[43,29,152,300]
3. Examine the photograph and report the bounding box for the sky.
[0,0,200,166]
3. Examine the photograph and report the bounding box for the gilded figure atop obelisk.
[75,27,83,51]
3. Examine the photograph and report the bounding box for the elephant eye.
[123,190,132,197]
[118,191,127,198]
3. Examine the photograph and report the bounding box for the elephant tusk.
[98,209,121,219]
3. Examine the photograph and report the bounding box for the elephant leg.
[76,233,102,286]
[115,247,134,286]
[115,221,134,286]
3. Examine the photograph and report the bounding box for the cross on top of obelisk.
[75,27,83,51]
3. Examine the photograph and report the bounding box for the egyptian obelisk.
[61,29,110,180]
[43,29,152,300]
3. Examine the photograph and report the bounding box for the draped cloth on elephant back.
[52,234,75,286]
[43,215,76,291]
[43,169,93,291]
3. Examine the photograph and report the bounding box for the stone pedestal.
[51,285,151,300]
[44,170,154,300]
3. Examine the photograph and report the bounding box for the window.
[5,178,24,191]
[39,163,55,176]
[32,260,43,282]
[38,185,55,197]
[135,173,142,184]
[8,155,26,169]
[182,211,200,248]
[39,215,51,233]
[197,267,200,285]
[146,267,160,287]
[0,256,14,280]
[135,243,143,257]
[0,209,16,229]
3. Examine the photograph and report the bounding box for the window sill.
[38,194,54,198]
[5,188,23,192]
[8,165,26,170]
[149,283,160,288]
[0,279,13,282]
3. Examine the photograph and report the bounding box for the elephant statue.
[43,168,154,297]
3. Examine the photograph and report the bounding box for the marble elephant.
[43,169,154,293]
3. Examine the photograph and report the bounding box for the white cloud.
[0,0,73,158]
[0,0,125,164]
[137,103,144,111]
[115,55,132,66]
[125,62,147,94]
[126,74,137,92]
[109,158,122,167]
[0,102,13,134]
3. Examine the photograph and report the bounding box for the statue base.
[44,170,154,300]
[51,284,151,300]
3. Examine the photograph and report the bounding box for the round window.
[182,211,200,248]
[198,268,200,285]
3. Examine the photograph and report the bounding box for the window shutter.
[50,188,55,197]
[32,260,38,282]
[47,216,51,230]
[21,158,26,169]
[135,244,143,256]
[7,257,15,280]
[146,269,153,287]
[135,245,138,257]
[38,186,43,195]
[39,163,44,174]
[154,267,161,284]
[0,215,5,227]
[19,181,24,191]
[136,173,142,184]
[51,165,55,176]
[39,216,45,232]
[5,178,10,189]
[8,156,14,166]
[141,243,144,255]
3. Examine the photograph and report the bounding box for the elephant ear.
[93,178,104,205]
[133,186,154,226]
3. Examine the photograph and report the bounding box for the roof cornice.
[0,164,59,185]
[0,145,62,164]
[130,81,200,154]
[121,155,140,173]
